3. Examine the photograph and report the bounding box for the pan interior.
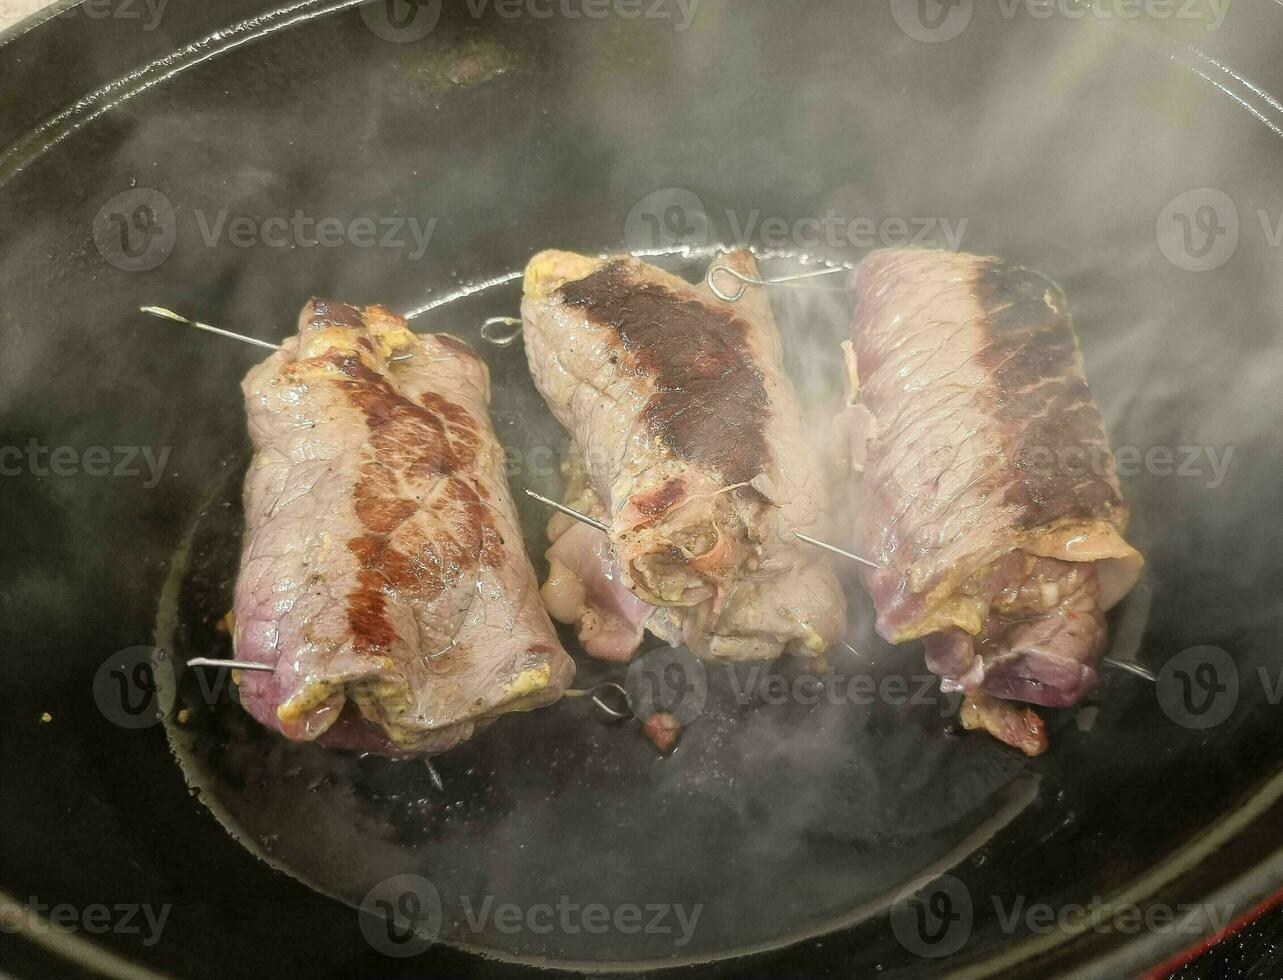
[157,253,1051,967]
[4,1,1283,976]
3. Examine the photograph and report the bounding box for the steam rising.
[5,0,1283,971]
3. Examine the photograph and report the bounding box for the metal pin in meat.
[141,306,282,351]
[704,261,847,303]
[187,657,275,673]
[231,298,574,757]
[524,489,609,533]
[140,305,416,360]
[792,531,881,570]
[843,249,1143,755]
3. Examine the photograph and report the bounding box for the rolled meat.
[539,446,654,663]
[522,249,847,663]
[844,248,1142,754]
[232,298,574,756]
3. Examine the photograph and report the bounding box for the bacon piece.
[232,299,573,756]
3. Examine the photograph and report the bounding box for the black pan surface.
[3,1,1283,977]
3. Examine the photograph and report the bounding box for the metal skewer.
[705,262,848,303]
[523,489,610,533]
[186,657,275,673]
[141,306,415,360]
[524,489,881,567]
[520,492,1154,684]
[141,306,281,351]
[187,638,459,674]
[792,531,882,570]
[1101,656,1157,683]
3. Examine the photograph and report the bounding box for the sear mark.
[308,297,366,330]
[973,259,1125,530]
[559,261,770,486]
[328,352,501,655]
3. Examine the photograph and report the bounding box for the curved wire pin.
[565,682,634,720]
[705,263,847,303]
[590,682,634,720]
[481,316,523,347]
[426,639,459,661]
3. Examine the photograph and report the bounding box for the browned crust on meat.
[327,352,503,656]
[973,259,1126,531]
[557,261,770,485]
[308,297,366,330]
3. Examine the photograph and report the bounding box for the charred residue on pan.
[329,348,502,660]
[558,261,770,487]
[973,259,1125,531]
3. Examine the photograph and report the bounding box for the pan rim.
[4,2,1283,976]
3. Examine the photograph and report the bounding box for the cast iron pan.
[3,1,1283,976]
